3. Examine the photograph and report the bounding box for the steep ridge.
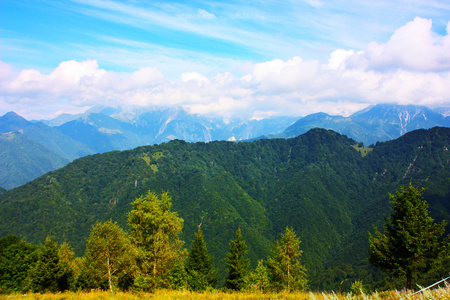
[0,112,32,133]
[0,132,69,189]
[283,105,450,146]
[22,122,94,161]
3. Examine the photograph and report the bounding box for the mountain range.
[0,126,448,290]
[276,104,450,145]
[0,104,449,189]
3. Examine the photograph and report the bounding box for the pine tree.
[185,228,218,291]
[56,242,75,291]
[369,184,449,290]
[248,259,270,293]
[225,227,250,290]
[30,236,72,292]
[267,227,307,292]
[127,191,185,291]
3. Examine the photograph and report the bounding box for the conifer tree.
[55,242,75,291]
[267,227,307,292]
[185,228,218,291]
[30,236,72,292]
[225,227,250,290]
[369,184,449,290]
[247,259,270,293]
[127,191,185,291]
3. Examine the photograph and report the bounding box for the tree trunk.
[406,269,412,291]
[108,257,113,293]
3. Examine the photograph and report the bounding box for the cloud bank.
[1,18,449,120]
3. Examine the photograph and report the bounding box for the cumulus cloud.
[345,17,450,71]
[1,18,450,120]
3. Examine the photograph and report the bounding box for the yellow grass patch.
[3,286,450,300]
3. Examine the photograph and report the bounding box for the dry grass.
[1,285,449,300]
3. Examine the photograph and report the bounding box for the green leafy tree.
[83,221,136,292]
[30,236,72,293]
[267,227,307,292]
[185,228,218,291]
[369,184,450,290]
[0,236,38,293]
[225,227,250,290]
[127,191,185,291]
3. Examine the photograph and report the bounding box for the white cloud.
[1,18,450,120]
[198,9,215,20]
[180,72,210,86]
[346,17,450,71]
[328,49,355,70]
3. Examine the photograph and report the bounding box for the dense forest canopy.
[0,127,449,291]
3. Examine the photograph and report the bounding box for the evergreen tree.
[225,227,250,290]
[84,221,136,292]
[247,259,270,293]
[369,184,450,290]
[30,236,72,293]
[185,228,218,291]
[57,242,75,291]
[267,227,307,292]
[127,191,185,291]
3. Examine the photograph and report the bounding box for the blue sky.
[1,0,450,119]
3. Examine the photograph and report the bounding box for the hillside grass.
[2,286,450,300]
[352,144,373,157]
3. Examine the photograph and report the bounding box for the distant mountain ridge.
[282,104,450,145]
[0,131,69,189]
[0,112,32,133]
[0,104,448,189]
[0,112,95,189]
[55,106,298,150]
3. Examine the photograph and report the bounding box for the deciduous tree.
[369,184,449,290]
[0,236,37,293]
[84,221,136,292]
[127,191,185,290]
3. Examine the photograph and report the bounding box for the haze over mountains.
[0,104,449,189]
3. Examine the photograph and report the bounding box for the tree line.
[0,191,307,294]
[1,184,448,294]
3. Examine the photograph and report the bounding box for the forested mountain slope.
[313,126,450,289]
[0,127,448,289]
[0,112,95,189]
[0,132,70,189]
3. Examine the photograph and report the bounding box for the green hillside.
[0,127,449,290]
[0,132,70,189]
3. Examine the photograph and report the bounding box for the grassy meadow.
[2,286,450,300]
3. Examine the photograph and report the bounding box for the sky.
[1,0,450,120]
